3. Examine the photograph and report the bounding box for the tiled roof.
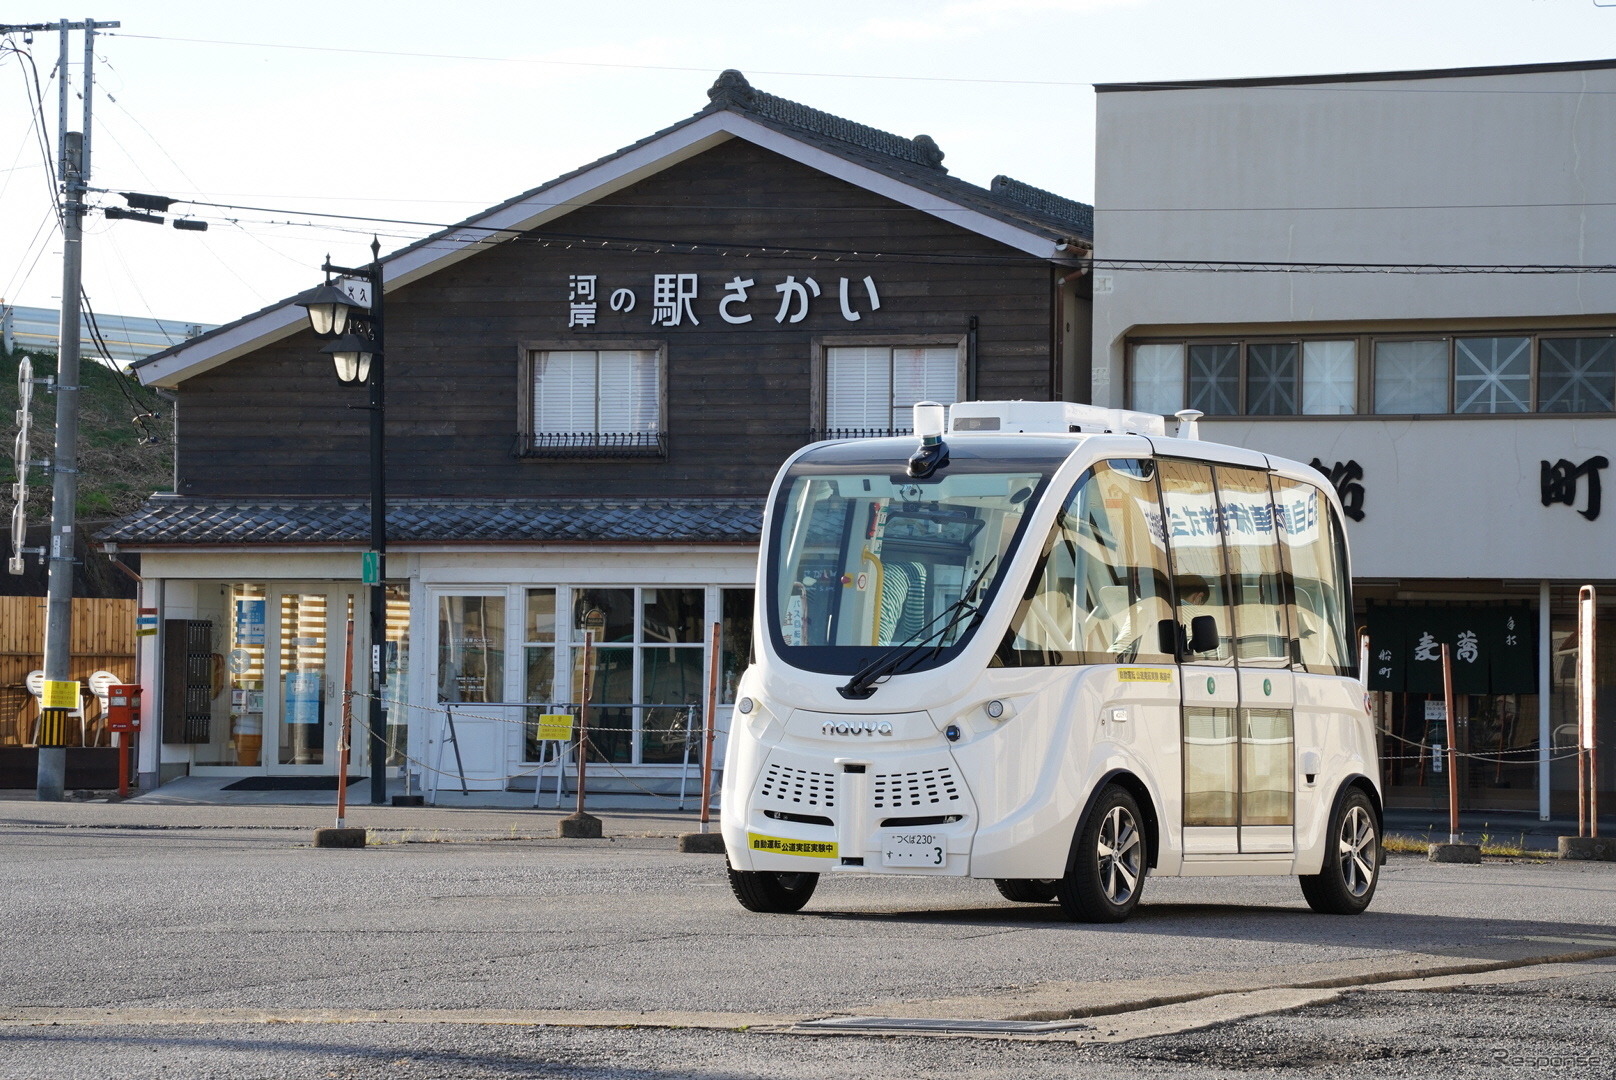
[98,497,765,547]
[705,70,1092,240]
[707,68,948,171]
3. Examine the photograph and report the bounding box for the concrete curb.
[1559,835,1616,861]
[1427,842,1483,863]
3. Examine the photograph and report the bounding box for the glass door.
[269,587,358,775]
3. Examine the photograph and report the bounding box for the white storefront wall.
[132,545,759,795]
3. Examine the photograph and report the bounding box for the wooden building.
[107,70,1093,794]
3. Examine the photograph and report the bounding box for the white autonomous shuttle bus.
[721,400,1381,922]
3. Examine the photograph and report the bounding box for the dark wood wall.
[176,139,1060,499]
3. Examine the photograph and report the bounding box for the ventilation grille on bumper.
[759,762,837,809]
[872,767,961,810]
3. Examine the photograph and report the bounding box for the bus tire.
[994,879,1058,903]
[1299,787,1380,915]
[1056,784,1146,923]
[726,865,819,913]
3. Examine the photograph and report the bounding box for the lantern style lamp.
[294,281,362,337]
[321,334,374,386]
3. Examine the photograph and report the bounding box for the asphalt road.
[2,821,1614,1078]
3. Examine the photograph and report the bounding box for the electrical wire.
[81,288,169,442]
[102,31,1616,96]
[2,38,60,219]
[158,203,1616,275]
[1,205,59,302]
[96,84,315,273]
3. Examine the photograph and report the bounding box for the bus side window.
[997,460,1176,668]
[1216,467,1291,665]
[1082,460,1174,664]
[1273,478,1355,676]
[998,477,1089,665]
[1158,459,1234,663]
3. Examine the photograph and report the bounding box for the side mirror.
[1188,615,1220,654]
[1157,618,1179,656]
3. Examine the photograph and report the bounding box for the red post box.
[107,684,141,733]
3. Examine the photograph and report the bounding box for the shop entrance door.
[267,587,361,775]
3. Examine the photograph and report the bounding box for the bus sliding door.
[1161,461,1297,857]
[1160,460,1241,855]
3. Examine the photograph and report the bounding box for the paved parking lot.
[1,808,1613,1078]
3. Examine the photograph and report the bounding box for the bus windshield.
[767,439,1065,674]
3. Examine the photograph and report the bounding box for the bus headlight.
[985,699,1005,720]
[738,697,755,715]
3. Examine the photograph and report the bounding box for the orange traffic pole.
[336,617,355,830]
[699,621,721,832]
[1442,643,1460,845]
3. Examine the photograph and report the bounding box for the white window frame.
[812,335,966,437]
[517,339,667,456]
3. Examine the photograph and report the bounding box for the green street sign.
[361,551,380,586]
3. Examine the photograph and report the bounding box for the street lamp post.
[296,238,388,806]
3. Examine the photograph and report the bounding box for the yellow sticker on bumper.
[1117,668,1173,683]
[748,833,839,859]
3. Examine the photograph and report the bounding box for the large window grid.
[507,584,751,765]
[1127,331,1616,417]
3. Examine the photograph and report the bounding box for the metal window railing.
[807,427,913,442]
[512,431,668,459]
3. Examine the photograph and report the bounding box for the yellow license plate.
[747,832,838,859]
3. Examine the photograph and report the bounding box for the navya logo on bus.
[822,719,895,737]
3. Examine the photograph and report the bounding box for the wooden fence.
[0,596,137,747]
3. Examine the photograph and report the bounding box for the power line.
[106,32,1092,88]
[2,39,61,217]
[103,32,1616,95]
[1093,258,1616,275]
[152,204,1616,275]
[1098,200,1616,213]
[2,205,59,301]
[80,288,167,446]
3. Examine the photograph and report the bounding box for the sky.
[2,0,1615,330]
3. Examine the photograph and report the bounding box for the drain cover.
[797,1016,1088,1035]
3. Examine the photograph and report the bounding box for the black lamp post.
[295,238,389,806]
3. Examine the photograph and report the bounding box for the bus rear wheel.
[994,879,1058,903]
[726,865,820,913]
[1056,785,1146,923]
[1300,788,1379,915]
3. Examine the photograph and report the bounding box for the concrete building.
[1092,59,1616,816]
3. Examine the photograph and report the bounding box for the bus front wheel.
[994,879,1058,903]
[726,864,820,913]
[1299,787,1380,915]
[1056,785,1146,923]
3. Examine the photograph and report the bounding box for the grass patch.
[1384,830,1557,859]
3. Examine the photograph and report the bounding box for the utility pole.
[1,18,120,800]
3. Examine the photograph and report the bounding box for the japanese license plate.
[880,830,946,867]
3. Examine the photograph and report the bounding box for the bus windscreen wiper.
[838,557,997,700]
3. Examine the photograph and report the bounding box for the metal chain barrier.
[352,693,730,805]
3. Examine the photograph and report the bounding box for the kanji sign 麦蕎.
[563,272,882,329]
[1364,603,1536,695]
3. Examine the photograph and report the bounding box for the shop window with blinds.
[821,344,960,438]
[520,348,665,457]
